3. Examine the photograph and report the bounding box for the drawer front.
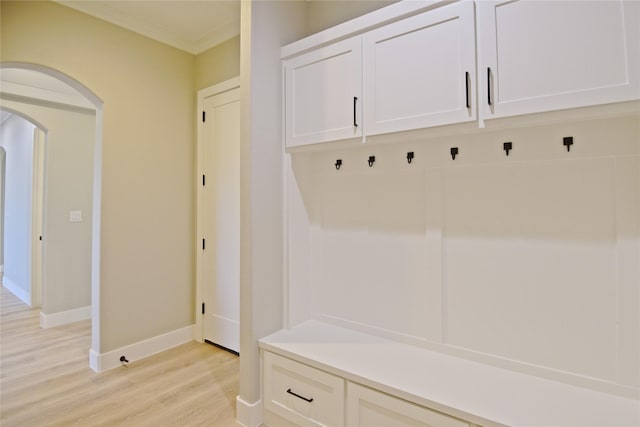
[263,351,345,427]
[347,382,469,427]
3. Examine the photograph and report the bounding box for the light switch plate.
[69,210,82,222]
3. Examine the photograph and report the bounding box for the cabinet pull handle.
[287,388,314,403]
[487,67,493,106]
[465,71,470,109]
[353,96,358,127]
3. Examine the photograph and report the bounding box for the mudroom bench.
[260,321,640,427]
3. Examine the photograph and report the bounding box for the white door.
[284,35,363,148]
[31,127,45,307]
[202,87,240,353]
[363,1,476,136]
[477,0,640,120]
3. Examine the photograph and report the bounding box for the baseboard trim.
[2,278,30,305]
[236,396,262,427]
[89,324,195,373]
[40,305,91,328]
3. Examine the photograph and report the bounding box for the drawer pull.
[286,388,314,403]
[353,96,358,128]
[487,67,493,106]
[465,71,470,109]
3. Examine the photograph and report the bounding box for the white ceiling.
[55,0,241,55]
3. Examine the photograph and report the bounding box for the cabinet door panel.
[364,1,476,136]
[346,382,468,427]
[478,0,640,119]
[263,351,345,427]
[285,36,362,148]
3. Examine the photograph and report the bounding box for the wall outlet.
[69,210,82,222]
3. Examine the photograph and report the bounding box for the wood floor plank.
[0,286,240,426]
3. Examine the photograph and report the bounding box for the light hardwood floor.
[0,286,239,426]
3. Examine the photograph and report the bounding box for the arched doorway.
[0,63,103,366]
[0,109,46,307]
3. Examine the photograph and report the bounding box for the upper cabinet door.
[478,0,640,120]
[284,36,363,148]
[363,1,477,137]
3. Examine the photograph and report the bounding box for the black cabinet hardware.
[287,388,313,403]
[353,97,358,127]
[503,141,512,156]
[563,136,574,152]
[487,67,493,106]
[335,159,342,170]
[368,155,375,167]
[451,147,459,160]
[465,72,470,109]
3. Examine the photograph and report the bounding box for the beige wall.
[195,36,240,91]
[305,0,398,35]
[1,1,195,352]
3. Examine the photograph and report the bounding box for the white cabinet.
[346,382,469,427]
[283,0,640,148]
[363,1,477,136]
[284,36,362,148]
[261,321,640,427]
[477,0,640,119]
[262,350,475,427]
[263,351,345,427]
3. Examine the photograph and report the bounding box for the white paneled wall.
[444,158,618,381]
[286,114,639,393]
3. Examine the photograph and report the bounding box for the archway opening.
[0,109,46,308]
[0,63,103,367]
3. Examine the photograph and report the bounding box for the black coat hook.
[406,152,414,164]
[368,155,376,167]
[450,147,459,160]
[563,136,573,152]
[503,142,513,156]
[335,159,342,170]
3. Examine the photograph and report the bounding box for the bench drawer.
[347,382,469,427]
[263,351,344,427]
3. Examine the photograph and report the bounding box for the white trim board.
[2,279,30,306]
[89,324,195,373]
[40,305,91,328]
[236,396,262,427]
[198,76,240,99]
